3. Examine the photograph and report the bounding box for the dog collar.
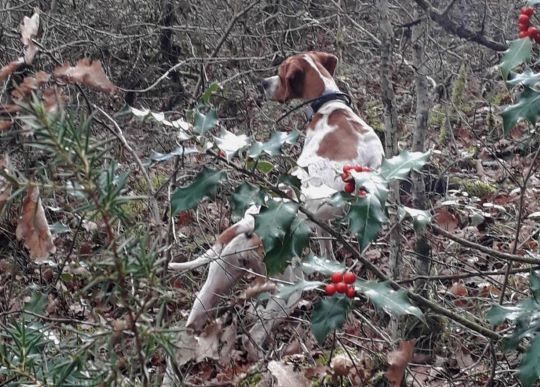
[309,93,352,113]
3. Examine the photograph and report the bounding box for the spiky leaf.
[357,281,423,319]
[379,150,430,181]
[398,205,432,231]
[248,130,299,158]
[230,182,265,218]
[170,167,226,216]
[499,38,533,81]
[276,280,325,301]
[501,86,540,135]
[214,129,249,160]
[194,108,218,134]
[311,296,351,344]
[519,334,540,387]
[507,68,540,89]
[347,194,386,250]
[302,254,345,276]
[351,171,389,206]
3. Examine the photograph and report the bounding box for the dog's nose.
[261,79,270,90]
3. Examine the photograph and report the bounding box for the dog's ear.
[276,61,304,102]
[312,52,338,76]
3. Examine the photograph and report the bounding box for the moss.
[365,101,385,133]
[451,63,467,108]
[242,372,263,386]
[462,180,497,198]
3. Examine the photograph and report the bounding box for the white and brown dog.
[170,51,384,347]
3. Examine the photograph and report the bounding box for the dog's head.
[262,51,338,103]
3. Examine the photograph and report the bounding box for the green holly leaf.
[263,217,311,275]
[254,200,298,252]
[499,38,533,81]
[230,182,265,218]
[398,205,432,231]
[352,172,389,207]
[194,108,218,134]
[379,150,430,181]
[201,82,222,105]
[346,194,386,250]
[311,296,351,344]
[170,167,227,216]
[501,86,540,135]
[519,333,540,387]
[327,191,352,207]
[276,279,325,301]
[302,254,345,275]
[356,280,423,319]
[531,271,540,300]
[248,130,299,158]
[507,68,540,90]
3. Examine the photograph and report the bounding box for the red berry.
[343,272,356,284]
[520,30,529,38]
[341,172,351,182]
[346,285,356,298]
[519,14,530,24]
[331,272,343,283]
[528,26,538,38]
[336,282,348,294]
[342,165,354,173]
[344,181,355,193]
[325,283,337,296]
[522,7,535,16]
[357,189,367,198]
[519,22,529,31]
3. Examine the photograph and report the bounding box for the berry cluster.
[325,271,357,298]
[518,6,540,41]
[341,165,369,196]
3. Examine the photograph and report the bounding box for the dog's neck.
[305,92,352,121]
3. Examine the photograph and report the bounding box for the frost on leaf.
[385,340,415,387]
[16,185,56,261]
[54,59,118,94]
[19,10,40,64]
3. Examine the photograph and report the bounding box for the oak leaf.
[16,185,56,261]
[54,59,118,94]
[19,10,40,64]
[385,340,415,387]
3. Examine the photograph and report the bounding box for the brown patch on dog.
[217,224,239,245]
[308,51,338,76]
[273,56,325,102]
[307,113,323,131]
[316,109,369,161]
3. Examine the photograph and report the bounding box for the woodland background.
[0,0,539,386]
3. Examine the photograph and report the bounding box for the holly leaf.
[347,194,386,250]
[357,281,423,319]
[201,82,222,105]
[254,200,298,252]
[311,296,351,344]
[379,150,430,181]
[230,182,265,218]
[263,217,311,275]
[302,254,345,275]
[519,334,540,387]
[170,167,227,216]
[214,129,249,160]
[531,271,540,300]
[507,68,540,90]
[248,130,299,158]
[499,38,533,81]
[275,279,325,301]
[352,171,389,206]
[501,85,540,135]
[398,205,432,231]
[194,108,218,134]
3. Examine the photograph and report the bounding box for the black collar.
[309,92,352,113]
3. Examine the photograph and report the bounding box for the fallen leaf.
[19,10,40,64]
[11,71,50,100]
[268,360,310,387]
[54,58,118,94]
[0,58,25,81]
[434,208,459,231]
[0,120,12,132]
[331,353,353,376]
[195,321,221,362]
[385,340,415,387]
[16,184,56,261]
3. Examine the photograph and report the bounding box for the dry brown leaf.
[434,208,459,231]
[195,321,221,362]
[385,340,416,387]
[54,58,118,94]
[0,120,13,132]
[11,71,51,101]
[0,155,12,213]
[268,360,310,387]
[0,104,21,114]
[0,58,25,82]
[19,10,40,64]
[16,184,56,261]
[42,87,64,114]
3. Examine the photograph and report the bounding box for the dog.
[170,51,384,350]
